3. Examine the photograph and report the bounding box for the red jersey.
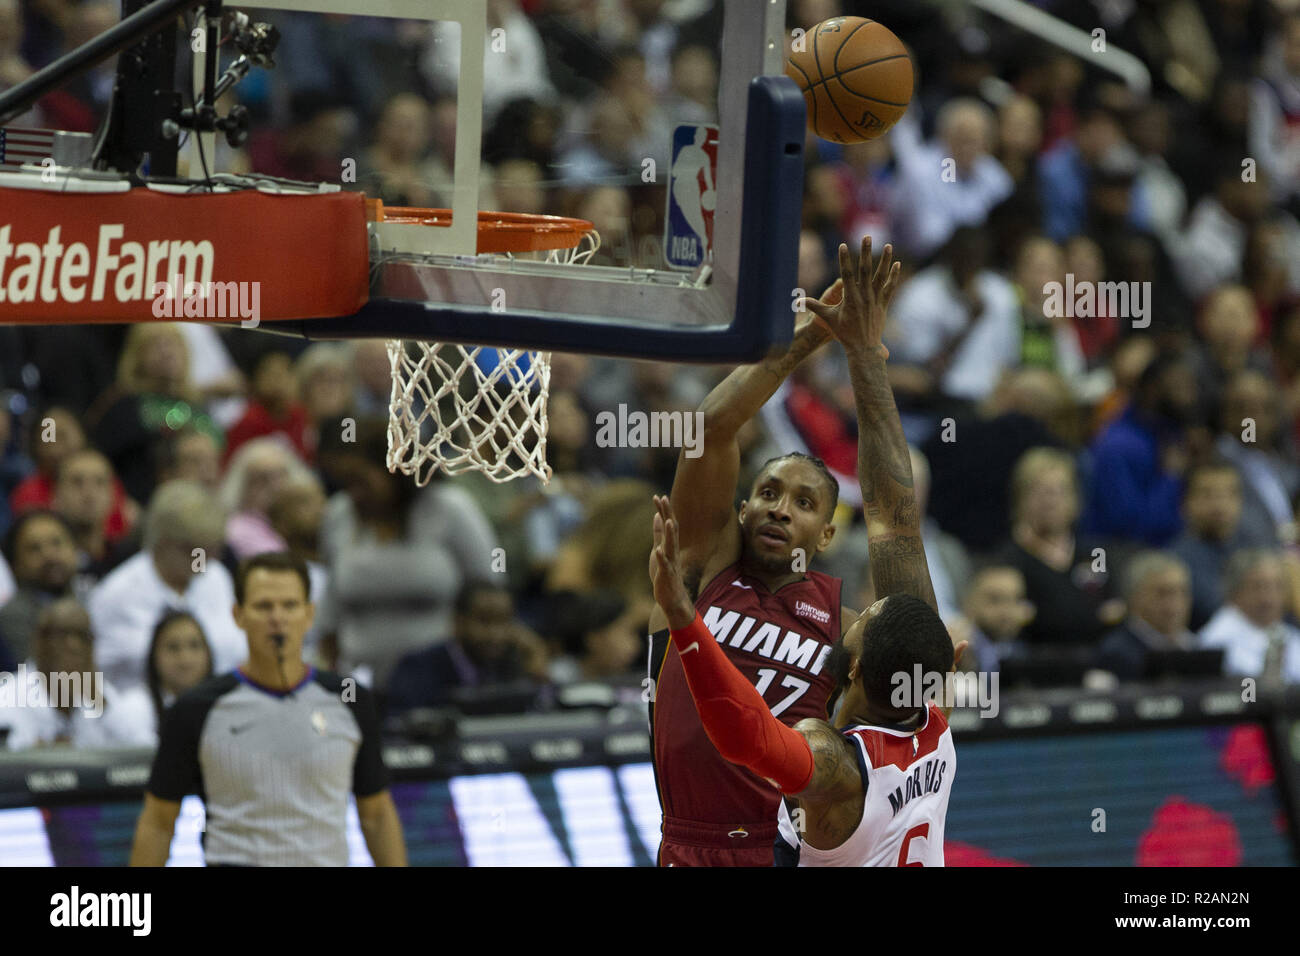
[649,561,842,860]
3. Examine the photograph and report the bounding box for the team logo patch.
[795,600,830,624]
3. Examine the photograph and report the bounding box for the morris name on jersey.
[888,755,949,817]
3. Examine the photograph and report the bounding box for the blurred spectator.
[1097,552,1200,681]
[1248,13,1300,208]
[155,427,222,492]
[0,511,79,664]
[87,480,244,695]
[246,88,355,183]
[547,588,642,684]
[0,0,41,126]
[221,438,312,561]
[576,184,634,265]
[143,610,213,733]
[294,345,354,460]
[910,446,971,624]
[535,0,611,102]
[10,407,134,541]
[1128,100,1187,247]
[52,449,132,580]
[316,419,498,688]
[546,479,657,624]
[921,369,1071,552]
[484,97,562,170]
[492,158,546,216]
[890,98,1013,258]
[349,341,392,418]
[266,474,329,660]
[1246,219,1300,335]
[813,138,897,254]
[1010,235,1087,397]
[1171,158,1276,300]
[1092,333,1158,433]
[1062,235,1121,366]
[360,92,452,208]
[1200,549,1300,684]
[0,598,155,751]
[885,226,1020,407]
[1172,460,1257,630]
[0,400,27,538]
[1215,368,1299,546]
[1038,103,1148,243]
[1082,350,1205,546]
[987,93,1044,262]
[420,0,555,127]
[1189,284,1270,418]
[85,324,221,505]
[222,351,311,466]
[667,44,718,124]
[956,563,1033,674]
[1001,447,1123,645]
[386,583,549,716]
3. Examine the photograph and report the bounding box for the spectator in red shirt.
[10,408,134,546]
[223,351,311,466]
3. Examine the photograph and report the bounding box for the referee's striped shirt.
[147,667,389,866]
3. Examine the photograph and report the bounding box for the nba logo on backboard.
[664,124,718,271]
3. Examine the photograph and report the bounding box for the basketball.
[785,16,913,144]
[701,189,717,212]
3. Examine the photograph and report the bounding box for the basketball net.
[386,229,600,486]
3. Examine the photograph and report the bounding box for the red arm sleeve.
[669,613,815,794]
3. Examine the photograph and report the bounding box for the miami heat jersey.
[777,703,955,866]
[648,562,842,848]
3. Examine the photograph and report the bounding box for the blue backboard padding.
[276,75,806,364]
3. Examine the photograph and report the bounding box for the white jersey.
[777,704,955,866]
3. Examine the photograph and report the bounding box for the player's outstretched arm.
[668,281,842,579]
[650,495,856,798]
[803,239,936,611]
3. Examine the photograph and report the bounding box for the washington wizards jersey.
[777,703,955,866]
[648,562,842,847]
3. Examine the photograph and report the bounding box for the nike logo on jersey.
[731,580,753,590]
[680,641,700,655]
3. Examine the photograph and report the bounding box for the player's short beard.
[739,533,795,576]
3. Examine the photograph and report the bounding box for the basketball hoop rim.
[365,197,595,254]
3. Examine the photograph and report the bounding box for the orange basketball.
[785,16,913,144]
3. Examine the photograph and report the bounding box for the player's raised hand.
[650,495,696,630]
[800,237,901,359]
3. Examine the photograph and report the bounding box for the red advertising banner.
[0,186,369,324]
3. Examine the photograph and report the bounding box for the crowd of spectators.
[2,0,1300,752]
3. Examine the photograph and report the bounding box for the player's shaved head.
[834,594,953,722]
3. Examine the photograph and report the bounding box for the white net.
[386,229,600,485]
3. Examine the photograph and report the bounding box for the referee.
[129,552,407,866]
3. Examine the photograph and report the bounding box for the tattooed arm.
[667,280,843,583]
[792,718,862,799]
[845,344,937,609]
[803,239,937,611]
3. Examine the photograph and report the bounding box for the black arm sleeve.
[147,681,224,802]
[348,682,390,797]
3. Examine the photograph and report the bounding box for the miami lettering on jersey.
[701,605,832,677]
